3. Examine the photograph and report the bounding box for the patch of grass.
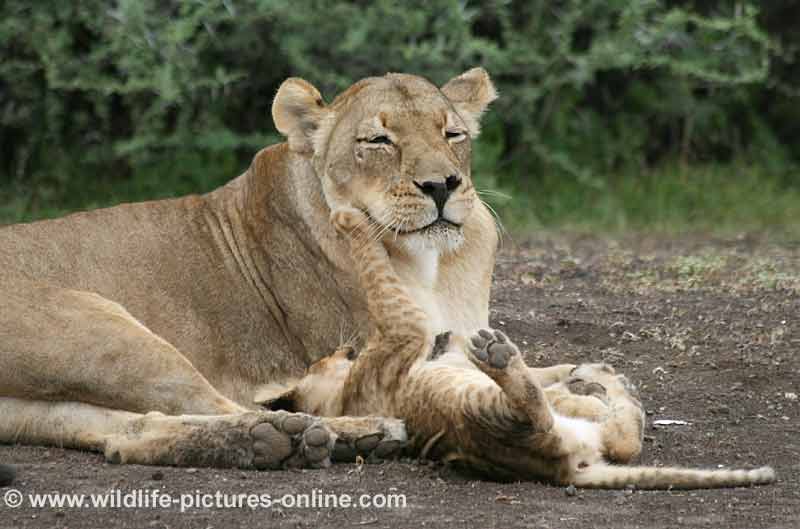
[598,246,800,295]
[669,254,728,280]
[0,151,240,225]
[740,258,800,293]
[475,162,800,238]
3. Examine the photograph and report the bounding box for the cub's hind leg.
[528,364,577,387]
[570,364,645,463]
[545,374,610,421]
[467,329,554,434]
[548,364,645,463]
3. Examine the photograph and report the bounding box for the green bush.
[0,1,797,231]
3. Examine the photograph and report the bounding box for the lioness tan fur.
[276,207,776,488]
[2,68,585,469]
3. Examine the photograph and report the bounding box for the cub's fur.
[275,208,776,489]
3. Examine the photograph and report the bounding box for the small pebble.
[565,484,577,497]
[151,471,164,481]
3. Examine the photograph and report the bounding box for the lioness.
[272,207,776,488]
[0,68,557,468]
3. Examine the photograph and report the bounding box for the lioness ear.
[440,67,498,137]
[272,77,328,154]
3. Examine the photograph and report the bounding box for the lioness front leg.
[0,398,336,470]
[323,416,407,462]
[103,410,334,469]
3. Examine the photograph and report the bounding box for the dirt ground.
[1,234,798,529]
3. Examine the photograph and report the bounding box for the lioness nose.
[415,175,462,214]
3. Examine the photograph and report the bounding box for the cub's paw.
[565,378,608,402]
[468,329,521,372]
[330,207,370,235]
[567,363,642,404]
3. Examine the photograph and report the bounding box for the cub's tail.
[571,463,775,490]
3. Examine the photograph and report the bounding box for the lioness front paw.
[260,411,334,469]
[468,328,520,371]
[322,416,408,463]
[330,207,370,235]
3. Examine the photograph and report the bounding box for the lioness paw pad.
[249,412,334,470]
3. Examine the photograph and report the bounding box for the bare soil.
[1,234,798,529]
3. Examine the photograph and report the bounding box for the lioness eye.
[445,130,464,140]
[367,135,392,145]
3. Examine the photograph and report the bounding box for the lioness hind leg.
[0,282,244,416]
[467,329,554,433]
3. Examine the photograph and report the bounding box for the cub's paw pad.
[330,207,369,235]
[469,329,518,370]
[565,378,607,400]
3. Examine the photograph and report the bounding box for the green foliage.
[0,0,797,231]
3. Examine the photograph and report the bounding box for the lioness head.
[272,68,497,254]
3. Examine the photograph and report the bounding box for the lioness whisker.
[479,197,508,249]
[476,188,512,200]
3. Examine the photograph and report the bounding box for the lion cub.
[271,208,775,488]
